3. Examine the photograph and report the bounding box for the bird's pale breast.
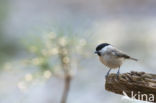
[99,55,123,69]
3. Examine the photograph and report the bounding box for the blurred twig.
[59,45,72,103]
[21,30,90,103]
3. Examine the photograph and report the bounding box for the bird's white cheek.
[100,48,107,53]
[100,45,113,53]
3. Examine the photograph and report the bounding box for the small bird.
[95,43,138,78]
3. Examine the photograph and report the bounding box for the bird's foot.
[116,71,120,79]
[105,74,109,79]
[105,69,111,79]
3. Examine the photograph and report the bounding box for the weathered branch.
[105,71,156,102]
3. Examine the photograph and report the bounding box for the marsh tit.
[95,43,137,78]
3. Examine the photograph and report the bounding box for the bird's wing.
[111,47,130,59]
[106,46,138,61]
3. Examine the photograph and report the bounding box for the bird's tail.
[130,57,138,61]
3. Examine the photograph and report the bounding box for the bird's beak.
[94,51,101,56]
[94,51,98,54]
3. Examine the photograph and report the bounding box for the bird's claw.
[105,75,108,79]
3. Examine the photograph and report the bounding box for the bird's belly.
[99,56,123,69]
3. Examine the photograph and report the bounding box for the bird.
[95,43,138,78]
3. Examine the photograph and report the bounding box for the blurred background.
[0,0,156,103]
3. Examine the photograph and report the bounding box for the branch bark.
[105,71,156,102]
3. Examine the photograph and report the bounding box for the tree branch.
[105,71,156,102]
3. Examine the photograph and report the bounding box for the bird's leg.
[105,68,111,78]
[117,67,120,78]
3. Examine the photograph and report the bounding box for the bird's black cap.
[95,43,110,51]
